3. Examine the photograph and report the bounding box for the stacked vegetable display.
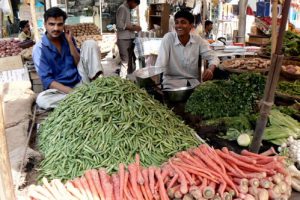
[65,23,101,37]
[0,39,23,57]
[186,73,266,120]
[38,77,201,181]
[28,144,292,200]
[263,31,300,58]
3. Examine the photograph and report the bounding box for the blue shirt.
[32,33,81,89]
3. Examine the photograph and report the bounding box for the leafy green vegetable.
[277,80,300,97]
[186,73,266,119]
[264,31,300,57]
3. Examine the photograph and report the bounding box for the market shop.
[1,0,300,200]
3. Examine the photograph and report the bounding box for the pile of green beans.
[38,77,201,181]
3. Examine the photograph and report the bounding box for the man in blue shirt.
[33,7,103,109]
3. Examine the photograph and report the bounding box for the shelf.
[150,15,162,18]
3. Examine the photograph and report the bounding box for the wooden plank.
[0,55,23,71]
[0,96,16,200]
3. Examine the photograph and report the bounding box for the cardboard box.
[0,55,23,72]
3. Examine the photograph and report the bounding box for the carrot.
[135,154,145,185]
[80,176,94,200]
[161,164,172,180]
[72,178,89,200]
[202,185,215,199]
[142,168,153,200]
[128,181,137,199]
[193,148,224,174]
[148,166,156,195]
[194,151,238,194]
[189,185,202,199]
[257,188,269,200]
[260,147,276,156]
[224,190,234,200]
[172,160,218,182]
[99,169,113,200]
[242,172,267,179]
[249,178,259,188]
[167,185,180,198]
[124,171,135,200]
[201,145,226,173]
[218,181,227,198]
[155,168,170,200]
[217,150,268,173]
[174,164,195,185]
[128,163,145,200]
[167,174,179,189]
[259,179,272,189]
[233,178,248,186]
[169,161,188,195]
[85,170,100,200]
[65,181,83,200]
[112,174,121,200]
[199,178,207,192]
[182,193,193,200]
[140,184,149,200]
[237,185,248,194]
[228,151,256,164]
[229,162,247,177]
[90,169,105,200]
[119,163,125,200]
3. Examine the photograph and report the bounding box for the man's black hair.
[127,0,140,5]
[205,20,213,28]
[174,9,194,24]
[44,7,67,22]
[19,20,29,30]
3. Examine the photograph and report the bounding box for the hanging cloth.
[192,0,202,15]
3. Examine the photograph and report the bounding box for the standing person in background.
[116,0,141,79]
[33,7,103,110]
[18,20,34,41]
[203,20,213,39]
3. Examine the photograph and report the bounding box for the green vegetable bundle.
[263,31,300,57]
[185,73,266,119]
[38,77,201,181]
[263,109,300,145]
[277,80,300,97]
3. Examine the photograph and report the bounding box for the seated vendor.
[155,10,219,89]
[33,7,103,110]
[18,20,34,41]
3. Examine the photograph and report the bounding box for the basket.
[281,60,300,80]
[275,91,300,102]
[219,58,270,73]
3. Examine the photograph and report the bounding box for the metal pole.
[250,0,292,153]
[237,0,248,43]
[0,97,16,200]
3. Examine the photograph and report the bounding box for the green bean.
[38,77,202,182]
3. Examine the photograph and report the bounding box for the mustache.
[51,31,61,34]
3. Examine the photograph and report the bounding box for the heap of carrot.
[27,144,292,200]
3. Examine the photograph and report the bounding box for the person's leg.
[117,39,131,79]
[127,39,136,74]
[77,40,103,84]
[36,89,67,110]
